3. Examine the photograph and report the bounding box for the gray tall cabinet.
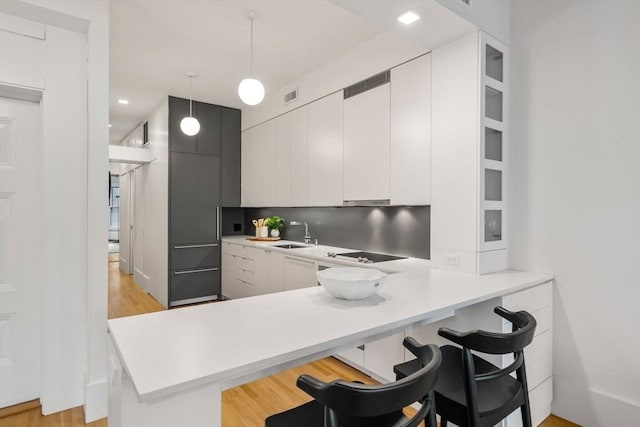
[168,96,240,307]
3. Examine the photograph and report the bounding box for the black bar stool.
[265,337,441,427]
[394,306,537,427]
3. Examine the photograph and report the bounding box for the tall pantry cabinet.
[168,96,240,307]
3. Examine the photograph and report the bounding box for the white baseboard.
[84,378,108,422]
[553,378,640,426]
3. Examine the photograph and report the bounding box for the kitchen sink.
[273,244,308,249]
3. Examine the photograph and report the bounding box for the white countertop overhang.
[108,267,552,403]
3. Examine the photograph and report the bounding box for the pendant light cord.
[250,17,254,77]
[189,76,193,117]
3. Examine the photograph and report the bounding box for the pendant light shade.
[238,78,265,106]
[181,72,200,136]
[180,116,200,136]
[238,13,264,106]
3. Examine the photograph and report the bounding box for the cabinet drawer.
[239,257,255,273]
[502,329,552,391]
[501,304,551,337]
[171,243,220,270]
[170,267,220,304]
[222,241,239,255]
[238,269,254,285]
[502,281,552,314]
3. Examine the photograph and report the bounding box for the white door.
[0,96,43,407]
[118,170,132,275]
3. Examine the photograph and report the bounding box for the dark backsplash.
[223,206,430,259]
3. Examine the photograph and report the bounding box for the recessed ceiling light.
[398,10,420,25]
[108,124,112,128]
[118,99,129,105]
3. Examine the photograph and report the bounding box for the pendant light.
[238,13,265,106]
[180,72,200,136]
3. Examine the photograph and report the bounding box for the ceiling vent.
[343,70,390,99]
[284,88,298,104]
[459,0,471,5]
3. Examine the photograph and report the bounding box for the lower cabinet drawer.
[171,243,220,270]
[170,267,220,304]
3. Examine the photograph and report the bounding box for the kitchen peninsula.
[107,265,552,427]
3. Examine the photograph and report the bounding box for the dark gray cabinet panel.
[170,268,220,304]
[170,244,220,270]
[170,152,220,244]
[195,102,222,156]
[221,107,241,207]
[169,96,197,154]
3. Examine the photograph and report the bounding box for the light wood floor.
[0,259,578,427]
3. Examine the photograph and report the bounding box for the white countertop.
[108,266,552,403]
[221,235,431,273]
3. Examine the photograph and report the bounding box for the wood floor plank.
[0,262,580,427]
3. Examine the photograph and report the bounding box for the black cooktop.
[338,251,407,263]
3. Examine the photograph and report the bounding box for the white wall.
[142,100,168,307]
[242,31,427,129]
[0,0,109,421]
[40,24,88,415]
[510,1,640,425]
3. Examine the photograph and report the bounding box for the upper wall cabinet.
[241,120,276,207]
[221,107,241,207]
[274,107,309,207]
[343,83,391,202]
[390,54,431,205]
[169,96,222,155]
[307,92,344,206]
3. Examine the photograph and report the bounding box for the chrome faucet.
[290,221,311,245]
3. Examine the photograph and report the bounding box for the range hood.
[343,199,390,207]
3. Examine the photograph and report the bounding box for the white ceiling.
[110,0,479,145]
[109,0,382,144]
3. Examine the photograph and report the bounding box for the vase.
[270,229,280,238]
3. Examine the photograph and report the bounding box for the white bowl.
[317,267,387,300]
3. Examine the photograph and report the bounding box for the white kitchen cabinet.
[390,54,431,205]
[364,332,406,383]
[241,120,276,207]
[221,242,257,299]
[343,83,390,202]
[431,31,509,274]
[290,107,308,206]
[283,255,318,291]
[273,107,308,207]
[307,92,343,206]
[254,248,285,295]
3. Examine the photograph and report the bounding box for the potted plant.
[265,215,285,238]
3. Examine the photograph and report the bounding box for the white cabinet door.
[283,255,318,291]
[290,107,308,206]
[274,114,292,207]
[343,84,390,201]
[307,92,343,206]
[365,332,406,383]
[241,121,276,207]
[254,248,285,295]
[390,54,431,205]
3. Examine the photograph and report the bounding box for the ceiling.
[109,0,382,145]
[109,0,479,145]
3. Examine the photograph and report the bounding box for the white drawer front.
[240,257,255,273]
[243,246,257,260]
[501,329,552,391]
[224,242,243,257]
[502,304,551,337]
[238,269,255,285]
[531,377,553,426]
[502,281,552,314]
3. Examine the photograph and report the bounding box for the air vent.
[284,88,298,104]
[143,121,149,145]
[343,70,391,99]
